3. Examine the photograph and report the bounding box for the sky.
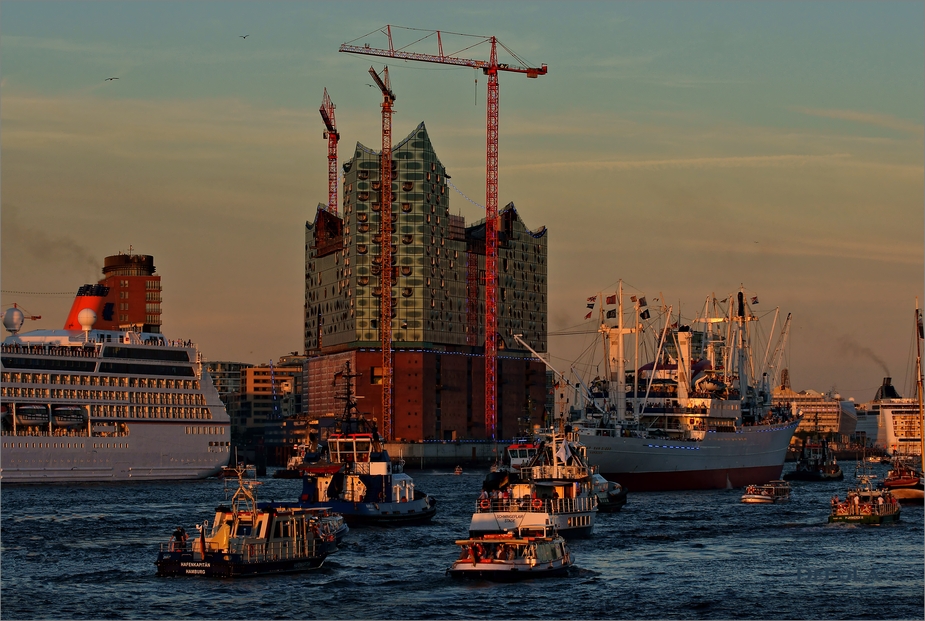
[1,1,923,403]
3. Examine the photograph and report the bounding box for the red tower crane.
[319,88,340,215]
[368,65,396,441]
[340,25,547,441]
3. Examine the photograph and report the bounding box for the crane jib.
[338,44,546,76]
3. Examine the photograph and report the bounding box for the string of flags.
[583,293,649,320]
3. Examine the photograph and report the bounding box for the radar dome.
[3,307,25,334]
[77,308,97,331]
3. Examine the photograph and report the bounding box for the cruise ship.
[867,377,923,459]
[1,287,231,483]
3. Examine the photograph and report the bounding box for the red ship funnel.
[63,284,111,330]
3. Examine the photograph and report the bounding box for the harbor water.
[1,463,922,620]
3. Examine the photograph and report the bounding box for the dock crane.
[319,88,340,215]
[340,25,547,441]
[368,65,397,441]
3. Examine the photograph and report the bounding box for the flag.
[606,309,617,319]
[587,296,597,303]
[640,309,650,320]
[751,296,759,305]
[584,311,592,320]
[587,302,595,309]
[556,440,572,464]
[630,295,637,303]
[605,294,617,305]
[638,297,647,307]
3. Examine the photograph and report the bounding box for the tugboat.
[829,477,901,525]
[292,362,437,526]
[447,525,574,582]
[154,465,336,578]
[740,480,791,503]
[590,472,628,512]
[472,428,597,538]
[783,437,844,481]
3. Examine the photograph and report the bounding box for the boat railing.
[524,465,588,481]
[159,538,322,562]
[475,496,597,514]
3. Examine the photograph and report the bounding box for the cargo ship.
[521,285,800,491]
[1,285,231,483]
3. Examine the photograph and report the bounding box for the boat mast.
[616,281,625,421]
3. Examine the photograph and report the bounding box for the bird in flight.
[240,34,249,39]
[105,77,119,81]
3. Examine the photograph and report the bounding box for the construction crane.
[368,65,396,441]
[319,88,340,215]
[340,25,547,441]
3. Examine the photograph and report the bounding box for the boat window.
[235,524,253,537]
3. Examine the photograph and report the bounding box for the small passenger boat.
[454,465,463,475]
[590,473,628,512]
[446,525,574,582]
[882,457,924,504]
[155,465,336,578]
[829,477,901,525]
[740,480,791,503]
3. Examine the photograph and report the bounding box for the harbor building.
[205,361,254,405]
[304,122,548,441]
[63,251,162,333]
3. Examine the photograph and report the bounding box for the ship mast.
[916,298,924,473]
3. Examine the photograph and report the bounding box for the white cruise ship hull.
[2,420,229,483]
[581,421,800,492]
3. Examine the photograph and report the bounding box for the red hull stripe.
[599,464,785,492]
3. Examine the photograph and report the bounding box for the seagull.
[105,77,119,81]
[240,34,249,39]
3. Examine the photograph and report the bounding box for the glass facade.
[305,122,546,355]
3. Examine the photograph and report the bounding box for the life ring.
[479,498,490,510]
[532,498,543,510]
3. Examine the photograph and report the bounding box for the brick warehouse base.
[306,349,547,442]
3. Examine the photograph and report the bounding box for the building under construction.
[304,123,548,441]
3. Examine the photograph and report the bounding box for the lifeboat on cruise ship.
[15,405,49,426]
[53,406,87,428]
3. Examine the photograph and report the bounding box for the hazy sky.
[2,1,922,402]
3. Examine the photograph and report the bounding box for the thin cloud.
[498,153,853,172]
[791,106,925,136]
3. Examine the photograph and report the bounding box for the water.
[1,464,922,620]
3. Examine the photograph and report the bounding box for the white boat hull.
[1,420,230,483]
[581,421,799,492]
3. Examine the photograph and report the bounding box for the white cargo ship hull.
[581,421,800,492]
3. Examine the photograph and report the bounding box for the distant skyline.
[2,1,923,402]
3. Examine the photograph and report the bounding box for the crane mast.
[369,66,396,441]
[319,88,340,215]
[340,25,547,441]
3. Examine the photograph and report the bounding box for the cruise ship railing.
[475,496,597,514]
